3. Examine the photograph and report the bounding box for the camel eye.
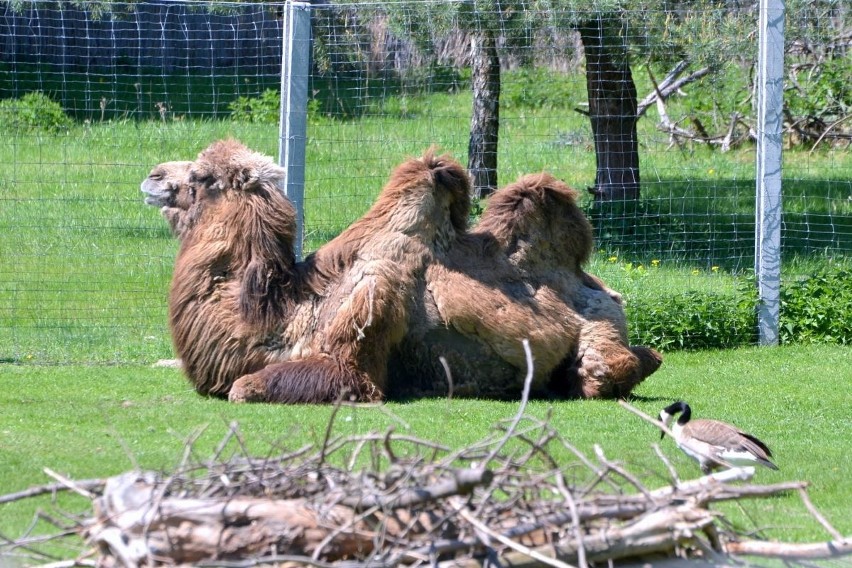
[149,173,163,181]
[189,172,210,188]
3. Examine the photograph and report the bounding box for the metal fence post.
[754,0,784,346]
[279,1,311,260]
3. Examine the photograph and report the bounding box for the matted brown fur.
[144,143,660,402]
[165,139,469,403]
[389,172,661,400]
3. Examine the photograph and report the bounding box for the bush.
[780,266,852,345]
[0,91,73,133]
[786,56,852,124]
[628,283,758,351]
[228,88,280,123]
[230,88,325,124]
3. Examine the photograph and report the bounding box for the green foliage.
[628,280,758,350]
[228,89,333,124]
[786,56,852,123]
[228,88,280,123]
[0,91,73,134]
[780,266,852,345]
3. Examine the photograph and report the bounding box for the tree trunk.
[579,14,641,204]
[468,30,500,200]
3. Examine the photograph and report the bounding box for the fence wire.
[0,0,849,364]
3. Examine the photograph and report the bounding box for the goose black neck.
[664,401,692,424]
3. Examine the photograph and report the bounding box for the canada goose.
[658,401,779,474]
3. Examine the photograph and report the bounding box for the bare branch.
[725,538,852,559]
[0,479,105,506]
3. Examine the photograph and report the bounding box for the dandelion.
[651,259,660,267]
[691,269,700,275]
[608,256,618,263]
[711,266,720,273]
[708,168,715,175]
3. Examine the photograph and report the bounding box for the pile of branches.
[2,401,850,568]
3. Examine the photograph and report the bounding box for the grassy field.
[0,69,850,562]
[1,88,850,364]
[0,344,850,560]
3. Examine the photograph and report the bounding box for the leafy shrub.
[786,56,852,123]
[230,89,325,124]
[780,267,852,345]
[627,282,757,351]
[0,91,73,133]
[229,88,280,123]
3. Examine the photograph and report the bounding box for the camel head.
[141,160,194,237]
[154,139,295,245]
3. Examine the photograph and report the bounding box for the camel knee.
[631,347,663,380]
[233,358,383,404]
[229,372,270,403]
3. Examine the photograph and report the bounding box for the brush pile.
[3,404,849,568]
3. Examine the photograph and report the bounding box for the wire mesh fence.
[0,0,850,364]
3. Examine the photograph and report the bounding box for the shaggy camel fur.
[142,141,661,402]
[389,173,661,400]
[157,139,470,403]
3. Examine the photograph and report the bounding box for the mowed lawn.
[1,343,850,557]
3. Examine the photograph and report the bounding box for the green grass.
[1,344,850,558]
[1,100,850,363]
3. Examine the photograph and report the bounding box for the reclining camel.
[141,140,661,402]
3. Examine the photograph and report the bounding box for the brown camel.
[389,173,661,400]
[161,139,469,403]
[141,141,661,402]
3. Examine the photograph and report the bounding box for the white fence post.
[754,0,784,346]
[279,0,311,260]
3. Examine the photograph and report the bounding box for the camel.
[141,140,661,402]
[152,139,469,403]
[389,173,661,400]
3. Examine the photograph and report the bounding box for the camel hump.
[419,146,471,196]
[486,172,580,220]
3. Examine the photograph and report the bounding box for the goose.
[658,401,779,474]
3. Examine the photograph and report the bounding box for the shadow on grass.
[587,177,852,271]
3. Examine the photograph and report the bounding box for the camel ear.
[233,161,286,193]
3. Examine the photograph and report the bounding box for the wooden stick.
[0,479,104,505]
[340,467,493,511]
[725,538,852,559]
[484,338,534,467]
[455,502,579,568]
[42,469,97,500]
[797,486,845,541]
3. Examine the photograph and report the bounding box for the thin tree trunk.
[468,29,500,200]
[579,14,640,204]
